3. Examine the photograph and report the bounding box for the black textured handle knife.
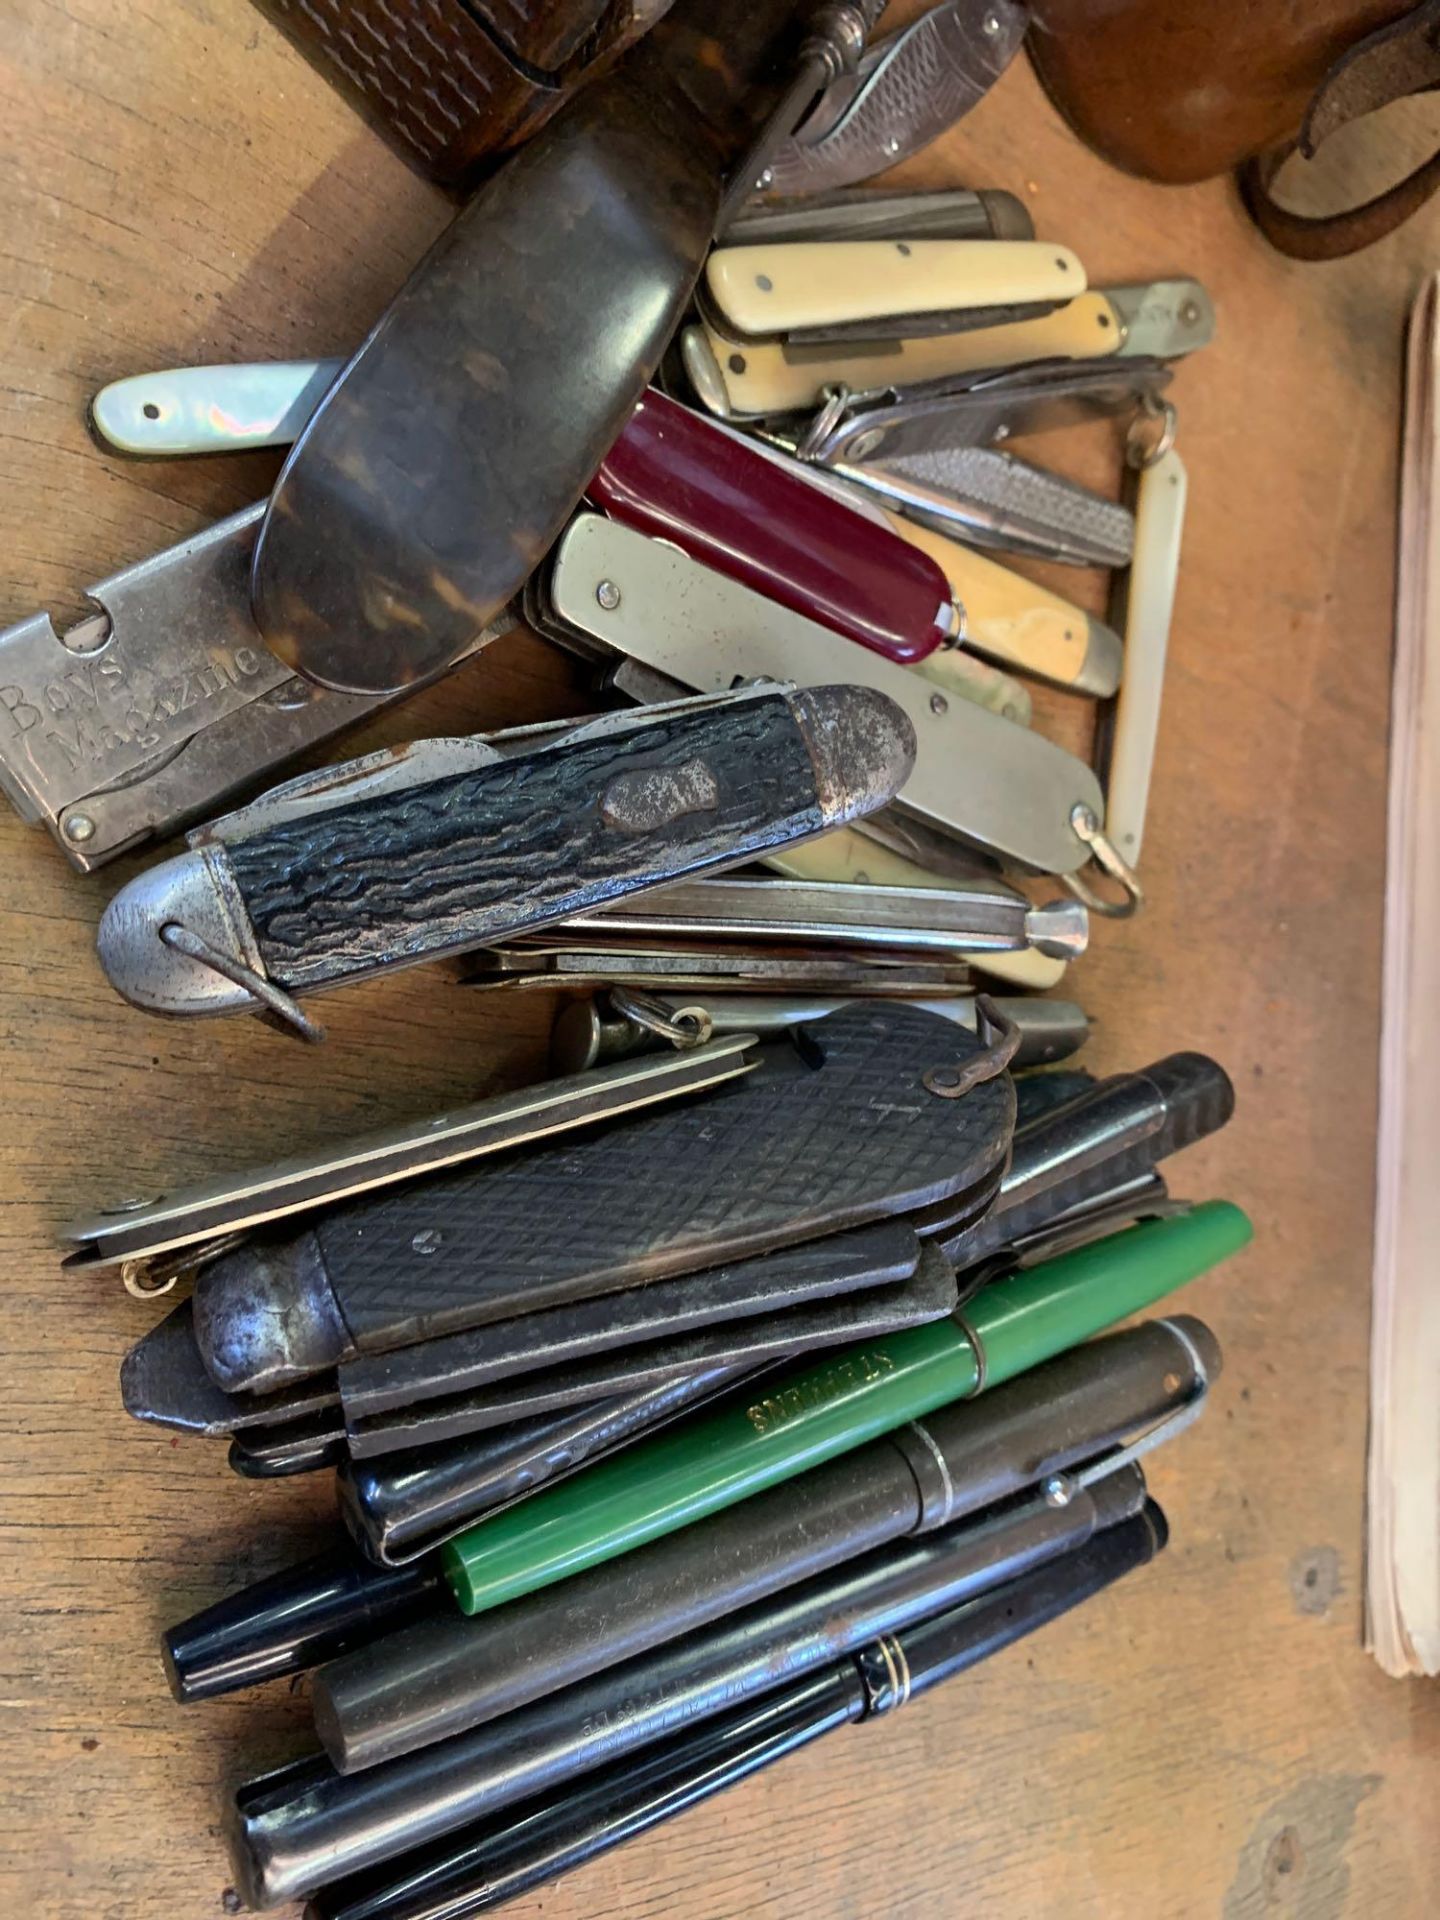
[187,1002,1014,1395]
[95,682,914,1031]
[249,0,855,696]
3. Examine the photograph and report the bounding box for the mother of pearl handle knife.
[1097,447,1188,866]
[94,682,915,1030]
[702,238,1085,340]
[758,0,1031,200]
[683,277,1216,417]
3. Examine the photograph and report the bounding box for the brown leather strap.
[1240,137,1440,259]
[1239,0,1440,258]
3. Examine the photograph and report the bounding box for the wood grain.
[2,2,1439,1916]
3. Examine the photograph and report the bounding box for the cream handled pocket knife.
[701,239,1086,342]
[683,277,1216,418]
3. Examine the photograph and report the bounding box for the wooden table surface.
[3,4,1439,1915]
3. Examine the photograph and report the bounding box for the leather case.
[252,1,672,190]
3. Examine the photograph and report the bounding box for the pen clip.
[1047,1316,1215,1503]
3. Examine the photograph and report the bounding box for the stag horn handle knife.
[248,0,839,696]
[95,682,914,1028]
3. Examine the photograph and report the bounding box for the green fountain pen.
[442,1201,1250,1614]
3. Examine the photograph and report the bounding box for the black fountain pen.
[306,1503,1167,1920]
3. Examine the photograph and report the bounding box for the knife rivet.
[885,136,900,155]
[983,10,1001,32]
[755,274,773,293]
[63,812,96,844]
[993,423,1010,441]
[1043,1474,1074,1508]
[929,693,948,716]
[411,1229,444,1256]
[596,580,622,611]
[1180,299,1201,326]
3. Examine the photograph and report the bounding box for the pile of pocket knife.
[24,2,1251,1912]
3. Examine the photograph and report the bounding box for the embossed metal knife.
[756,0,1031,200]
[94,682,916,1032]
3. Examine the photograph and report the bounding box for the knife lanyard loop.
[1063,803,1144,920]
[921,993,1020,1098]
[1127,394,1179,471]
[159,922,326,1045]
[607,985,716,1050]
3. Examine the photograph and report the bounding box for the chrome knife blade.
[558,874,1088,960]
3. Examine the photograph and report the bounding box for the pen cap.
[162,1547,442,1705]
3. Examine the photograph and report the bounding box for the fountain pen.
[441,1201,1250,1613]
[305,1504,1169,1920]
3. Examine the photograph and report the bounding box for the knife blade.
[724,185,1033,244]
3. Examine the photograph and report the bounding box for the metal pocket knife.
[62,1036,762,1287]
[682,278,1217,418]
[94,681,915,1033]
[538,513,1140,909]
[785,358,1180,465]
[0,504,424,871]
[756,0,1031,201]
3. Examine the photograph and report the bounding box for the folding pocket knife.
[557,874,1088,960]
[538,513,1140,908]
[757,0,1031,201]
[682,278,1216,418]
[94,682,915,1033]
[786,357,1179,465]
[725,186,1034,246]
[700,238,1086,344]
[63,1037,763,1284]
